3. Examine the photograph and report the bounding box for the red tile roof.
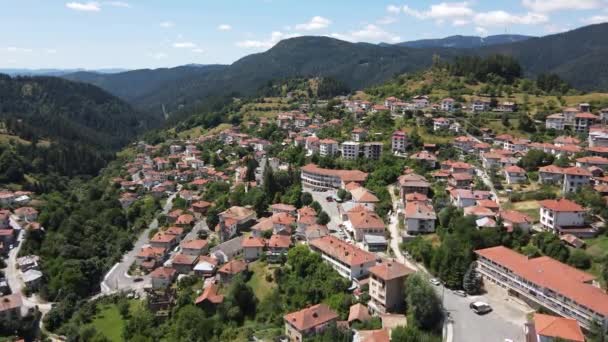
[539,198,586,212]
[301,164,369,183]
[310,236,376,267]
[218,259,247,275]
[150,266,176,280]
[284,304,338,331]
[195,283,224,305]
[241,236,266,248]
[368,260,414,281]
[476,246,608,316]
[267,234,291,249]
[533,313,585,342]
[562,167,592,177]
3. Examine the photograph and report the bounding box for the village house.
[398,173,431,201]
[524,313,585,342]
[351,128,368,142]
[504,165,527,184]
[136,246,167,268]
[150,267,177,290]
[283,304,338,342]
[270,203,297,216]
[440,98,455,112]
[266,234,291,261]
[538,165,564,184]
[348,186,380,210]
[346,206,385,242]
[562,167,591,193]
[450,189,492,208]
[309,235,376,282]
[0,294,23,320]
[241,236,266,261]
[193,256,218,277]
[433,117,450,131]
[448,172,473,188]
[539,198,588,236]
[195,283,224,310]
[180,239,208,256]
[217,206,257,241]
[218,259,248,283]
[409,151,437,168]
[319,139,339,157]
[499,210,534,232]
[404,201,436,234]
[149,231,178,250]
[170,253,198,274]
[368,261,414,314]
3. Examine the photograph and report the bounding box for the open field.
[247,261,277,301]
[89,300,140,342]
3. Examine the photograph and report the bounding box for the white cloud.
[403,2,474,20]
[173,42,196,48]
[386,4,401,14]
[218,24,232,31]
[295,16,331,31]
[149,52,168,60]
[473,11,548,26]
[544,24,569,33]
[378,16,398,25]
[65,1,100,11]
[192,48,205,53]
[6,47,33,53]
[331,24,400,43]
[452,19,469,26]
[522,0,602,12]
[160,21,174,28]
[45,49,58,54]
[583,14,608,24]
[475,26,488,36]
[104,1,130,8]
[236,31,301,49]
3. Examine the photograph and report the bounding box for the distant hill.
[63,64,227,107]
[392,34,533,49]
[0,74,160,149]
[478,23,608,91]
[62,23,608,119]
[0,68,129,76]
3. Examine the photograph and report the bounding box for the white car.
[430,278,441,286]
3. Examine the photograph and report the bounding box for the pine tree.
[463,261,482,295]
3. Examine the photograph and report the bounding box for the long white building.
[475,246,608,330]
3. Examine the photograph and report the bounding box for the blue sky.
[1,0,607,69]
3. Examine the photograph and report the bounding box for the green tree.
[462,262,482,295]
[404,274,443,331]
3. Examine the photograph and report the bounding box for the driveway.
[101,186,181,295]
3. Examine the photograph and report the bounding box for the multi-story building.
[284,304,338,342]
[319,139,339,157]
[574,112,598,133]
[433,117,450,131]
[538,165,564,185]
[363,142,383,160]
[368,261,414,314]
[341,141,360,160]
[475,246,608,331]
[398,173,431,201]
[300,164,368,190]
[589,127,608,148]
[539,198,586,233]
[309,235,376,281]
[525,313,585,342]
[391,131,409,153]
[561,167,591,193]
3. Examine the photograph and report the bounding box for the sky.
[1,0,607,70]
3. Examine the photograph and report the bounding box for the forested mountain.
[478,23,608,91]
[0,74,161,181]
[393,34,533,48]
[63,64,227,107]
[61,23,608,121]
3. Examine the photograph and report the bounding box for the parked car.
[133,277,144,283]
[453,290,467,297]
[430,278,441,286]
[326,196,334,202]
[469,301,492,314]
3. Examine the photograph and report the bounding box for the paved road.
[439,282,526,342]
[101,186,180,294]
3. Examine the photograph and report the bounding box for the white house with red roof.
[539,198,586,233]
[525,313,585,342]
[391,130,408,153]
[309,235,376,281]
[440,98,455,112]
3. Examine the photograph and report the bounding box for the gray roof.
[363,234,388,245]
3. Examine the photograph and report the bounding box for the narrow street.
[101,186,181,294]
